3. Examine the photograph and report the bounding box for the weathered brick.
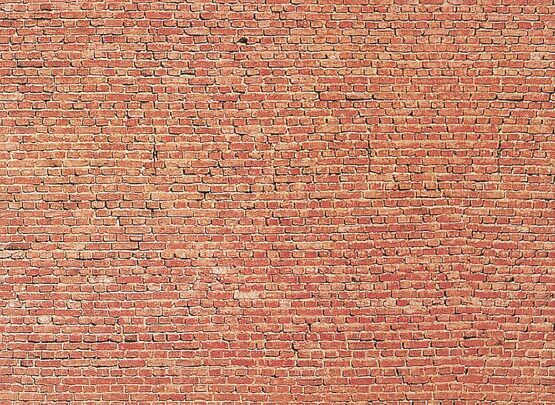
[0,1,554,404]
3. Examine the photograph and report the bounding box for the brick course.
[0,0,554,404]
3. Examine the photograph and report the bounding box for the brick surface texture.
[0,0,554,404]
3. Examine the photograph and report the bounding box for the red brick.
[0,1,554,404]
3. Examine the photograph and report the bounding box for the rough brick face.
[0,0,554,404]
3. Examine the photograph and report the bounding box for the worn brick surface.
[0,0,554,404]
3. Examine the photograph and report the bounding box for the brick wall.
[1,0,554,404]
